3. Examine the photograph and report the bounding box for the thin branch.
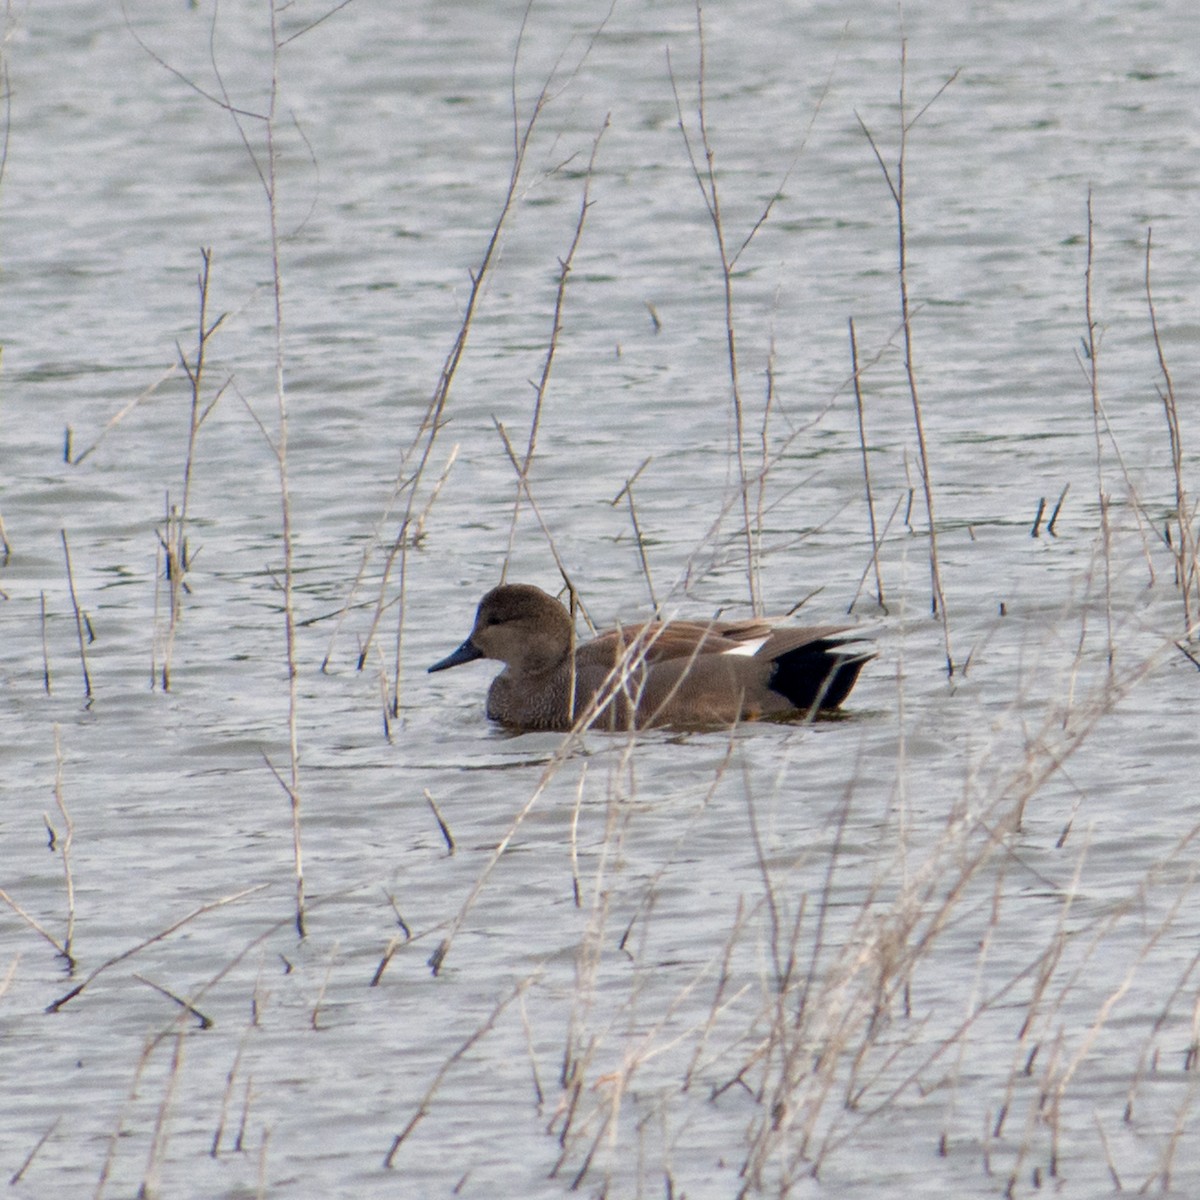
[46,884,269,1013]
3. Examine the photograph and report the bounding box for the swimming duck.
[428,583,872,732]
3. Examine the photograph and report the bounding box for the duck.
[428,583,872,732]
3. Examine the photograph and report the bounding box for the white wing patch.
[721,637,769,657]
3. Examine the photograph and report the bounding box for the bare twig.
[157,247,227,690]
[67,363,179,466]
[9,1119,60,1187]
[857,43,958,671]
[849,316,886,611]
[493,419,588,623]
[0,887,71,964]
[424,788,455,854]
[134,974,214,1029]
[1080,190,1115,672]
[60,529,93,701]
[1145,227,1196,633]
[384,977,534,1167]
[502,114,609,577]
[39,590,52,692]
[48,726,76,966]
[667,12,757,611]
[46,884,269,1013]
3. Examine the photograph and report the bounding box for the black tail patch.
[767,639,872,712]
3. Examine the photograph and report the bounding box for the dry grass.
[3,5,1198,1199]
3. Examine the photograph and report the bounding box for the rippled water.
[3,1,1200,1197]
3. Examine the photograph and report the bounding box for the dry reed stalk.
[0,887,70,962]
[608,457,657,603]
[310,942,338,1031]
[158,0,310,937]
[0,24,8,185]
[557,763,628,1096]
[1088,385,1160,582]
[260,747,304,938]
[681,898,756,1092]
[1140,1066,1200,1193]
[1093,1112,1123,1190]
[425,723,584,976]
[60,528,93,701]
[518,987,546,1110]
[132,973,213,1028]
[668,377,838,596]
[935,861,1011,1164]
[372,645,393,739]
[849,317,886,611]
[501,114,608,577]
[568,763,587,908]
[383,977,533,1168]
[493,418,590,628]
[150,531,164,689]
[0,953,17,1001]
[803,952,1044,1187]
[0,731,80,968]
[138,1029,186,1198]
[45,883,269,1013]
[849,492,905,614]
[407,442,459,550]
[553,745,836,1187]
[67,362,179,466]
[210,1041,247,1157]
[156,246,227,691]
[1030,496,1047,538]
[1035,862,1200,1132]
[49,724,76,966]
[234,1076,255,1153]
[366,896,412,984]
[752,345,777,606]
[1081,190,1116,673]
[9,1118,59,1187]
[1145,227,1197,633]
[261,3,304,939]
[255,1127,270,1200]
[94,1034,157,1200]
[736,818,837,1182]
[857,45,958,672]
[369,934,403,988]
[1047,483,1069,536]
[39,589,52,692]
[423,788,455,854]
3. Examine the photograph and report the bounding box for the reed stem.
[857,44,958,671]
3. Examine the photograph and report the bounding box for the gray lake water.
[3,1,1200,1197]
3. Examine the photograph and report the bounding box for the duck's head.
[428,584,574,675]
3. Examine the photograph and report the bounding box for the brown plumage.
[428,584,873,732]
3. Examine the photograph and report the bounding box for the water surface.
[2,1,1199,1197]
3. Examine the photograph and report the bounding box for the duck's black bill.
[428,638,485,673]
